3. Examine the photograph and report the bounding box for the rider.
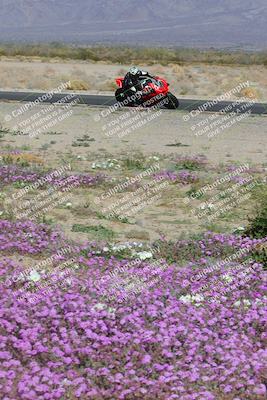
[123,66,155,93]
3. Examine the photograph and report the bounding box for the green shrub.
[72,224,115,240]
[244,203,267,239]
[250,246,267,269]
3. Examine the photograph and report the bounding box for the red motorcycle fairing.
[115,76,179,109]
[116,76,168,95]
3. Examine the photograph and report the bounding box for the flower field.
[0,143,266,399]
[0,220,266,399]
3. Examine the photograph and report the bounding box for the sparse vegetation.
[72,223,115,240]
[72,134,95,147]
[244,202,267,239]
[66,80,90,90]
[0,125,10,139]
[165,142,190,147]
[1,43,267,66]
[123,157,146,170]
[1,153,43,166]
[174,155,208,171]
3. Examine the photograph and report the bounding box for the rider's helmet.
[129,66,139,76]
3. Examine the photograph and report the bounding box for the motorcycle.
[115,76,179,109]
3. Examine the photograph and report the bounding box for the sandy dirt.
[0,57,267,101]
[0,102,266,163]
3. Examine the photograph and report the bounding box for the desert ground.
[0,57,267,100]
[0,100,266,245]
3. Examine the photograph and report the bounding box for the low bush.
[245,202,267,239]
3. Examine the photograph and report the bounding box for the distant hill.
[0,0,266,49]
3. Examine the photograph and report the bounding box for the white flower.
[234,299,252,308]
[234,226,245,232]
[179,294,192,303]
[77,155,86,161]
[103,247,109,252]
[62,378,72,386]
[207,203,215,209]
[65,202,72,209]
[222,274,233,283]
[94,303,106,311]
[179,294,204,305]
[28,270,41,282]
[112,244,127,252]
[136,251,153,260]
[255,298,265,307]
[193,294,205,302]
[149,155,160,161]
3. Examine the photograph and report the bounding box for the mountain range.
[0,0,266,49]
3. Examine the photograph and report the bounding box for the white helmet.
[129,66,139,75]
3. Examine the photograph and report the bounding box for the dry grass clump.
[239,87,260,99]
[170,63,185,77]
[1,153,44,165]
[103,80,118,90]
[66,80,90,91]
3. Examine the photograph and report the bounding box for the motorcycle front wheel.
[164,92,179,109]
[115,88,126,103]
[115,88,137,106]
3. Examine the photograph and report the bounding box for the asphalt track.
[0,91,266,115]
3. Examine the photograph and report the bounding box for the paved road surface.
[0,91,266,114]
